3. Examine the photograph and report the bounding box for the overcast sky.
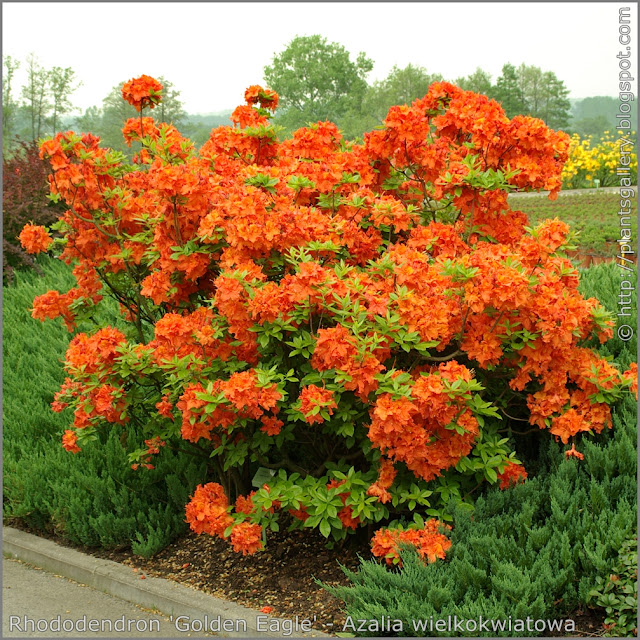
[2,2,636,115]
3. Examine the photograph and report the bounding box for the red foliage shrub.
[3,140,63,282]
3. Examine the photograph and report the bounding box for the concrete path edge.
[3,526,327,638]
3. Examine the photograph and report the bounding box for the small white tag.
[252,466,276,488]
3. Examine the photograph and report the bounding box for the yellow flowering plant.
[562,131,637,189]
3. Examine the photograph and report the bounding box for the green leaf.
[319,519,331,538]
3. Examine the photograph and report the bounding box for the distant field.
[510,190,638,258]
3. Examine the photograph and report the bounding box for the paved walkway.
[2,558,209,638]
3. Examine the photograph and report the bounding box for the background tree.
[516,64,545,115]
[264,35,373,135]
[155,76,187,127]
[75,105,104,135]
[2,56,20,149]
[491,63,527,118]
[49,66,80,135]
[537,71,571,130]
[455,67,492,95]
[98,82,140,151]
[362,64,442,125]
[515,64,571,130]
[20,53,50,140]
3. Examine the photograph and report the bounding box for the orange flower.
[244,85,279,111]
[155,395,173,418]
[122,116,159,145]
[235,493,256,515]
[496,461,528,489]
[260,415,283,436]
[32,289,78,331]
[327,479,361,530]
[64,327,126,376]
[288,507,310,522]
[62,429,81,454]
[185,483,233,538]
[550,408,583,444]
[622,363,637,399]
[371,520,452,566]
[298,385,337,424]
[260,606,274,614]
[230,522,263,555]
[19,224,52,254]
[565,444,584,460]
[338,506,360,530]
[121,75,163,112]
[367,458,397,503]
[244,85,263,105]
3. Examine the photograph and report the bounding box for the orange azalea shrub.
[25,76,636,561]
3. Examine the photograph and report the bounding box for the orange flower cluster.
[121,75,163,112]
[327,479,360,530]
[185,483,267,556]
[371,520,452,566]
[312,326,383,400]
[496,461,528,490]
[366,459,397,504]
[31,289,80,331]
[64,327,126,378]
[369,362,479,482]
[230,522,264,555]
[365,82,569,205]
[176,369,281,443]
[61,429,81,454]
[298,385,337,424]
[149,308,232,366]
[185,483,233,537]
[244,85,279,111]
[19,223,52,254]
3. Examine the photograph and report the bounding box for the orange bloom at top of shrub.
[121,75,163,112]
[19,223,52,254]
[244,85,279,111]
